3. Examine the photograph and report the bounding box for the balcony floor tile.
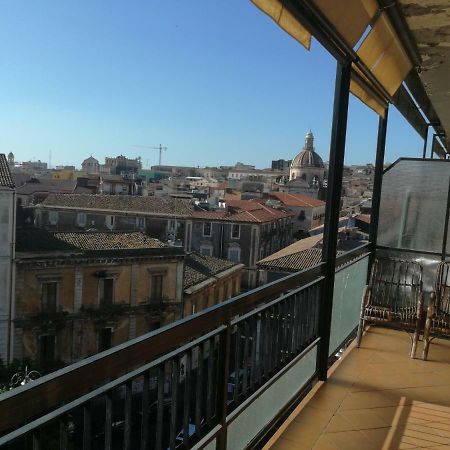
[265,327,450,450]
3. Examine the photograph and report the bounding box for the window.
[231,224,240,239]
[228,246,241,262]
[203,222,212,237]
[105,215,115,230]
[200,245,213,256]
[41,281,58,313]
[77,213,87,227]
[98,328,112,352]
[168,220,176,231]
[150,274,164,301]
[137,217,145,230]
[49,211,58,225]
[99,278,114,306]
[40,335,56,363]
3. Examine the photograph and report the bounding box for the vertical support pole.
[317,61,351,381]
[430,134,436,159]
[217,324,232,450]
[422,125,429,159]
[368,107,389,281]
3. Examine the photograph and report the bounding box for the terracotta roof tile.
[41,194,194,217]
[184,253,240,289]
[0,154,14,188]
[191,200,292,223]
[267,192,325,207]
[16,229,166,252]
[258,234,324,262]
[257,248,324,271]
[16,180,77,195]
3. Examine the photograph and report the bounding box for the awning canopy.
[251,0,311,50]
[251,0,413,118]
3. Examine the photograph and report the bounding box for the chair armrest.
[362,285,372,306]
[416,291,425,319]
[426,292,436,319]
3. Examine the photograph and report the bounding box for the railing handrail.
[0,244,369,436]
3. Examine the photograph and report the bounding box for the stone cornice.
[15,253,185,268]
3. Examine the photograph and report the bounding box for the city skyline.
[1,1,424,169]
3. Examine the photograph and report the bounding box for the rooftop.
[184,252,241,289]
[191,200,292,223]
[258,234,325,265]
[0,154,15,189]
[257,247,329,272]
[41,193,195,216]
[16,229,166,253]
[267,192,326,208]
[15,179,77,195]
[258,228,367,271]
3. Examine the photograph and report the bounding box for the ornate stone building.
[285,131,325,197]
[13,230,185,367]
[289,130,325,184]
[81,156,100,175]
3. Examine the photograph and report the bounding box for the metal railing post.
[217,323,232,450]
[317,60,351,381]
[368,107,389,280]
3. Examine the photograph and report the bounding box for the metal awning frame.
[281,0,448,154]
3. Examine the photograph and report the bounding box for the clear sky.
[0,1,424,169]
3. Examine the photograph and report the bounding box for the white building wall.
[0,188,15,363]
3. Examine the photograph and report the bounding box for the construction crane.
[133,144,167,167]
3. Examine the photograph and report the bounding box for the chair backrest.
[369,258,423,310]
[435,261,450,315]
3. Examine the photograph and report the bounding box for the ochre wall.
[15,256,183,365]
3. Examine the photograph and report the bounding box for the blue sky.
[0,1,424,169]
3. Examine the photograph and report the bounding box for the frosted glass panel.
[329,255,369,356]
[378,160,450,254]
[226,347,316,450]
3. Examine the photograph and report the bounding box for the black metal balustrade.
[0,245,368,450]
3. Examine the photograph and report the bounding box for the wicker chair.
[356,257,424,358]
[422,261,450,360]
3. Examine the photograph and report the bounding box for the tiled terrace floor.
[266,327,450,450]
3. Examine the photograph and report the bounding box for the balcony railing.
[0,244,369,450]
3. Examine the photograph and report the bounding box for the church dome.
[291,130,324,169]
[82,156,99,164]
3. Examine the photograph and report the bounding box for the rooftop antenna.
[133,144,167,167]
